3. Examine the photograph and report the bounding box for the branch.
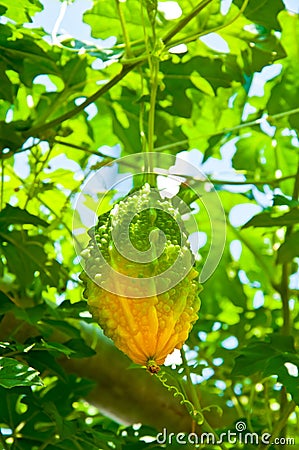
[281,161,299,336]
[259,400,296,450]
[25,62,140,138]
[201,174,296,187]
[24,0,214,140]
[154,108,299,153]
[162,0,213,44]
[0,313,236,432]
[166,0,249,49]
[53,138,114,158]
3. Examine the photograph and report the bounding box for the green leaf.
[0,0,298,441]
[268,334,296,353]
[0,291,14,313]
[84,0,150,41]
[160,55,239,117]
[0,230,63,288]
[0,23,59,88]
[242,208,299,228]
[64,339,96,358]
[0,62,13,103]
[277,231,299,263]
[176,185,200,208]
[0,357,42,388]
[0,204,49,229]
[267,12,299,132]
[57,300,91,319]
[232,334,298,401]
[232,342,275,376]
[264,354,299,403]
[0,0,43,23]
[190,71,215,97]
[26,351,68,381]
[60,56,88,90]
[14,304,47,325]
[41,319,82,339]
[0,121,26,152]
[235,0,285,31]
[39,340,75,357]
[232,131,275,178]
[273,194,299,208]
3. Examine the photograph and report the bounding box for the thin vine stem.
[275,161,299,441]
[53,138,114,158]
[0,431,9,450]
[246,384,256,432]
[155,370,202,422]
[263,380,273,432]
[23,143,54,209]
[162,0,213,44]
[51,0,68,46]
[154,107,299,153]
[280,161,299,336]
[138,68,147,155]
[228,385,245,418]
[115,0,132,57]
[172,172,298,187]
[291,161,299,201]
[140,0,160,185]
[139,0,150,164]
[167,0,250,49]
[281,263,290,336]
[145,56,159,182]
[0,159,4,211]
[259,401,296,450]
[180,348,202,413]
[210,174,297,186]
[180,347,228,449]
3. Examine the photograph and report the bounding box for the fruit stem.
[146,358,160,374]
[115,0,132,58]
[140,0,158,187]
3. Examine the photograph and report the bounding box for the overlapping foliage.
[0,0,298,448]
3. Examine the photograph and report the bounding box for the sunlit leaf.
[0,0,43,23]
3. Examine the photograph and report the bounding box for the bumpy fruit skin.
[80,185,201,373]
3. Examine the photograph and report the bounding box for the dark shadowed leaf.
[235,0,284,30]
[242,208,299,228]
[264,354,299,403]
[277,231,299,263]
[64,338,96,358]
[0,230,63,288]
[0,357,42,388]
[273,195,299,207]
[0,291,14,313]
[0,204,48,229]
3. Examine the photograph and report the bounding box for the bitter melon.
[80,184,201,373]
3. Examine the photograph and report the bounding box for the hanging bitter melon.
[80,184,201,373]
